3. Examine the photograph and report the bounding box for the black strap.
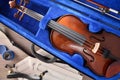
[7,72,41,80]
[31,44,57,63]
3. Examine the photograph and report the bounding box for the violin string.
[49,21,83,45]
[49,20,93,47]
[25,8,105,54]
[23,6,95,48]
[49,20,85,41]
[49,22,89,47]
[49,20,93,45]
[25,7,93,47]
[49,20,104,53]
[25,8,43,21]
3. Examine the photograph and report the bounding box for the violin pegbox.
[9,0,30,21]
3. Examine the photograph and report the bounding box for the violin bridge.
[92,42,100,54]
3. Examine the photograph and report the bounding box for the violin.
[9,0,120,77]
[50,15,120,76]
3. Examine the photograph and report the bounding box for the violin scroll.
[9,0,30,20]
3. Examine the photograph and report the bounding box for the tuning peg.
[18,0,30,21]
[9,0,18,8]
[19,13,25,21]
[9,0,30,21]
[24,0,30,4]
[14,11,20,18]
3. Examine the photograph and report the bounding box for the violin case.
[0,0,120,79]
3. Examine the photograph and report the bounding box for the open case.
[0,0,120,79]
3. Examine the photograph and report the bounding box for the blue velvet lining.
[53,0,120,35]
[39,6,70,30]
[0,0,120,79]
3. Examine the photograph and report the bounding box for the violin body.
[50,15,120,76]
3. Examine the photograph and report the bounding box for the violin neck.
[20,6,44,21]
[18,6,86,46]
